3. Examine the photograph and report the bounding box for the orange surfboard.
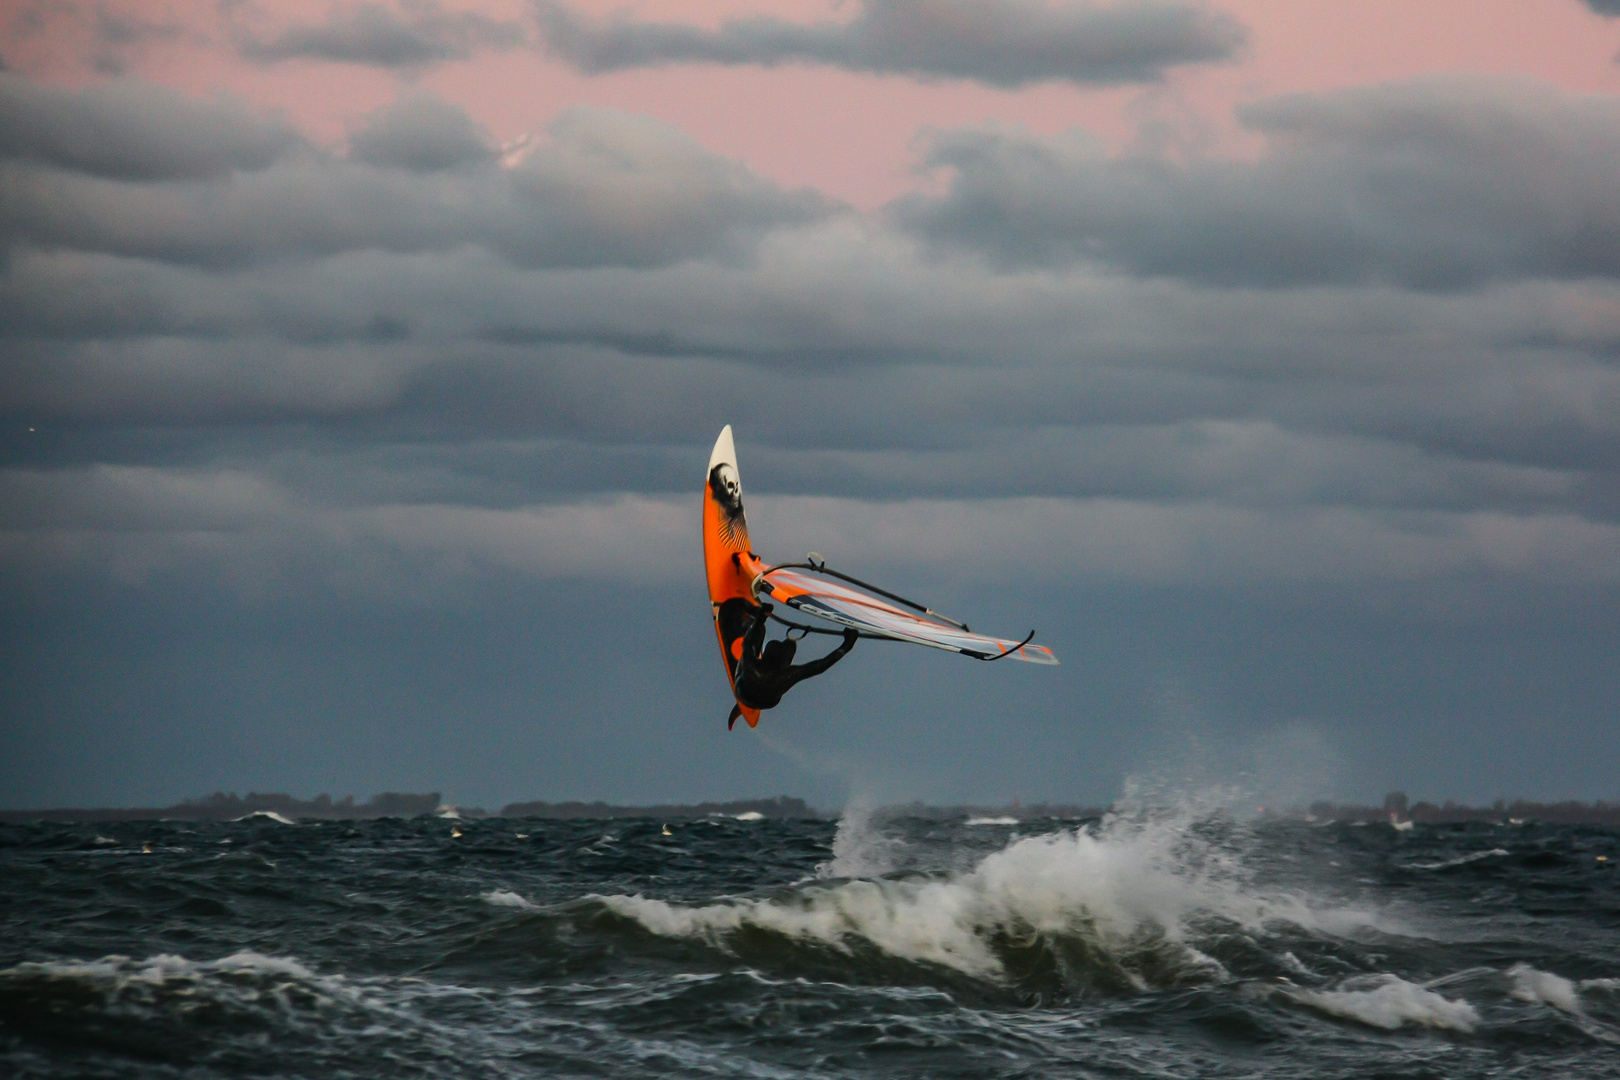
[703,426,766,728]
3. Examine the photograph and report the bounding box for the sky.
[3,0,1619,813]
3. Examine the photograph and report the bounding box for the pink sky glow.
[5,0,1619,205]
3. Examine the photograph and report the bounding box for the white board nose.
[707,425,737,474]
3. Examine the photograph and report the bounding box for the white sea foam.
[964,817,1020,826]
[1288,975,1480,1032]
[732,811,764,822]
[1,950,324,990]
[483,889,537,910]
[1507,963,1582,1013]
[603,806,1377,984]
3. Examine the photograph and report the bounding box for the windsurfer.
[718,599,858,728]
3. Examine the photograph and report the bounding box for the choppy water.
[2,804,1617,1078]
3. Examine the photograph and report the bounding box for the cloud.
[534,0,1247,87]
[2,69,1619,619]
[0,1,195,77]
[0,466,692,595]
[0,82,833,268]
[5,227,1620,510]
[0,71,298,180]
[498,108,837,267]
[232,0,527,68]
[91,5,185,48]
[348,91,493,171]
[1583,0,1620,16]
[4,467,1616,603]
[896,76,1620,288]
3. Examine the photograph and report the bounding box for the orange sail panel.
[757,568,1059,665]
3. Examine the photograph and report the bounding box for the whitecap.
[1405,848,1509,871]
[1507,963,1582,1013]
[1287,975,1479,1032]
[732,811,764,822]
[483,890,537,910]
[601,810,1379,986]
[231,810,297,825]
[965,817,1020,826]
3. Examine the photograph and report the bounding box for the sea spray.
[817,800,902,879]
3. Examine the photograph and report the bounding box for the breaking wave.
[595,803,1377,992]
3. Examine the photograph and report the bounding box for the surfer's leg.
[742,604,771,658]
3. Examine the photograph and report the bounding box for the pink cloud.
[4,0,1619,205]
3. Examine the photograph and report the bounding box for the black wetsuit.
[718,598,857,713]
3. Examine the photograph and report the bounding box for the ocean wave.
[483,889,538,910]
[0,950,329,993]
[1285,974,1480,1032]
[0,949,358,1039]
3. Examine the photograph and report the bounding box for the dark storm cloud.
[5,234,1620,505]
[232,0,527,68]
[348,92,493,171]
[1583,0,1620,15]
[896,76,1620,289]
[0,87,833,268]
[2,69,1618,609]
[533,0,1247,86]
[0,71,297,180]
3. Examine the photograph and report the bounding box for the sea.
[2,802,1617,1079]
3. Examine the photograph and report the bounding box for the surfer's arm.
[785,629,857,680]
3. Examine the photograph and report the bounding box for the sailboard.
[703,426,767,728]
[703,427,1057,726]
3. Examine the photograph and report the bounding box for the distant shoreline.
[1281,795,1620,828]
[2,792,1616,826]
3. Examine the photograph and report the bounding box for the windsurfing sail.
[756,566,1059,665]
[703,425,1056,728]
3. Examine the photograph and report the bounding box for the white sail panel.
[757,568,1058,665]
